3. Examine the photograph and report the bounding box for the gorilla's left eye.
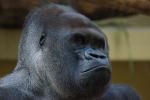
[39,33,46,47]
[71,33,87,45]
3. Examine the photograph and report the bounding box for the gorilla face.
[20,4,111,99]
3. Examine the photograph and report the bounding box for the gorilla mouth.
[81,65,110,74]
[79,65,111,87]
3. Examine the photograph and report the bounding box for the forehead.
[59,11,97,29]
[40,4,98,29]
[58,12,105,37]
[40,5,105,37]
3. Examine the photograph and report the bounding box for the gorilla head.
[17,4,111,100]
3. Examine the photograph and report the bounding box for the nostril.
[89,53,106,59]
[99,55,106,59]
[90,53,98,58]
[89,53,99,58]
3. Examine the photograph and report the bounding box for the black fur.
[0,4,140,100]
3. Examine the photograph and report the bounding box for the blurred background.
[0,0,150,99]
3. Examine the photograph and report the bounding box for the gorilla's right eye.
[71,33,87,45]
[39,33,46,47]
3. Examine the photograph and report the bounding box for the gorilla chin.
[77,65,111,97]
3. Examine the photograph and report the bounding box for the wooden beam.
[0,0,150,28]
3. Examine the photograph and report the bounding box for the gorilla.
[0,4,141,100]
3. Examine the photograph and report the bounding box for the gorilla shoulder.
[101,84,141,100]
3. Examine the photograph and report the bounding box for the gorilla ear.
[39,33,46,47]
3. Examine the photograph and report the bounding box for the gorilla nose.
[84,48,107,60]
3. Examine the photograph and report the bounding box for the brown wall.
[112,61,150,100]
[0,60,150,100]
